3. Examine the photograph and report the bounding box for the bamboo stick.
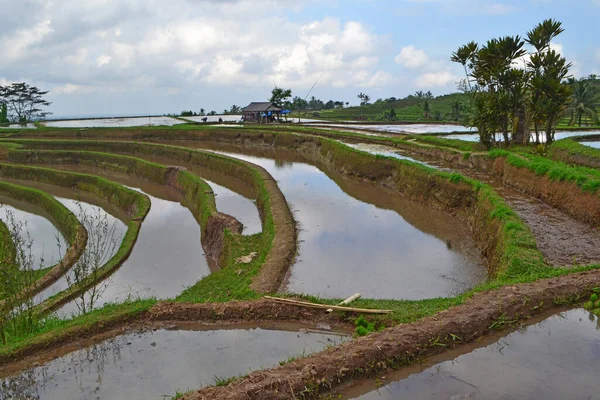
[327,293,361,313]
[264,296,392,314]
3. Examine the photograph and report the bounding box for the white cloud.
[395,45,429,69]
[416,71,457,87]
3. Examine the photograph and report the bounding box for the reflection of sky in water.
[312,124,474,134]
[0,123,36,129]
[57,189,207,317]
[213,152,485,300]
[0,205,65,270]
[182,115,242,123]
[446,130,600,143]
[581,141,600,149]
[342,142,437,169]
[1,327,347,399]
[34,198,127,305]
[42,116,182,128]
[206,180,262,235]
[352,308,600,400]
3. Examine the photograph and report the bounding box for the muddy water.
[207,180,262,235]
[341,308,600,399]
[0,322,348,400]
[0,197,66,270]
[168,142,486,300]
[387,146,600,267]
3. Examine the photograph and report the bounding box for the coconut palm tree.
[423,100,430,119]
[566,80,599,126]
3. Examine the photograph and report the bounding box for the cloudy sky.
[1,0,598,118]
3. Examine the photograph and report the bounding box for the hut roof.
[242,102,282,112]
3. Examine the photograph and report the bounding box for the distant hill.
[295,92,468,122]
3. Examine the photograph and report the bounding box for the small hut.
[242,102,282,123]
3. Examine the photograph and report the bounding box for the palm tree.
[357,92,370,119]
[566,80,599,126]
[199,108,205,116]
[423,100,430,119]
[451,41,478,90]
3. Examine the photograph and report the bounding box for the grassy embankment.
[0,162,150,316]
[0,128,599,358]
[0,181,85,304]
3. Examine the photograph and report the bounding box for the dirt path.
[393,148,600,267]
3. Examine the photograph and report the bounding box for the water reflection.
[581,141,600,149]
[345,309,600,400]
[341,142,438,169]
[209,150,486,300]
[57,188,207,316]
[42,116,182,128]
[0,324,347,400]
[310,124,474,134]
[0,201,66,270]
[206,180,262,235]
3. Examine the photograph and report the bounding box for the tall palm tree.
[423,100,430,119]
[451,41,478,90]
[566,80,599,126]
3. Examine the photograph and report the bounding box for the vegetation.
[452,19,572,147]
[0,82,51,123]
[565,78,599,126]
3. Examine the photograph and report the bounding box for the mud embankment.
[185,269,600,400]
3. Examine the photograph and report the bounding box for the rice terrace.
[1,3,600,400]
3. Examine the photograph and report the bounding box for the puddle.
[0,196,66,270]
[341,308,600,399]
[168,141,486,300]
[309,124,473,134]
[0,322,348,400]
[42,116,182,128]
[206,180,262,235]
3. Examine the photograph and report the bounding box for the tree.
[0,104,7,124]
[208,110,217,116]
[229,105,241,114]
[452,19,571,147]
[450,100,463,121]
[357,93,370,120]
[0,82,51,122]
[566,79,599,126]
[269,87,292,106]
[423,100,431,119]
[451,41,478,90]
[199,108,206,116]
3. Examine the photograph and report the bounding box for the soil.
[184,269,600,399]
[393,149,600,267]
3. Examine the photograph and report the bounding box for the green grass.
[305,93,467,122]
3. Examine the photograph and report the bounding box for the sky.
[1,0,599,118]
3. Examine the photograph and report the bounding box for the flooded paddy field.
[339,308,600,400]
[307,123,474,135]
[0,321,348,400]
[206,179,262,235]
[182,115,242,123]
[42,116,182,128]
[0,196,66,270]
[4,177,208,313]
[157,141,486,300]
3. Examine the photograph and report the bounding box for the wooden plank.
[264,296,392,314]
